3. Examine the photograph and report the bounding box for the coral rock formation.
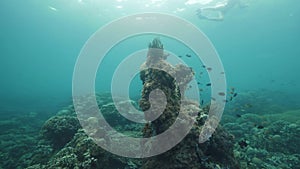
[139,38,239,169]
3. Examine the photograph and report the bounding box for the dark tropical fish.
[257,125,264,129]
[186,54,192,57]
[207,67,212,71]
[202,65,206,68]
[220,71,225,74]
[233,93,238,97]
[178,55,182,58]
[201,100,204,105]
[218,92,225,96]
[206,83,211,86]
[197,82,201,85]
[211,97,216,101]
[238,140,248,149]
[236,114,242,118]
[229,96,233,101]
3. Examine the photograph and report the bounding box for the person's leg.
[196,8,209,19]
[213,11,224,21]
[201,4,225,11]
[197,8,224,21]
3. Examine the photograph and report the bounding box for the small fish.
[236,114,242,118]
[48,6,58,11]
[206,83,211,86]
[238,140,248,149]
[201,100,204,105]
[218,92,225,96]
[186,54,192,57]
[220,71,225,74]
[202,65,206,68]
[207,67,212,71]
[257,125,264,129]
[197,82,201,85]
[178,55,182,58]
[223,99,229,103]
[211,97,216,101]
[199,88,203,92]
[231,87,235,91]
[233,93,238,97]
[229,96,233,101]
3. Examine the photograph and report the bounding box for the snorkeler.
[196,0,248,21]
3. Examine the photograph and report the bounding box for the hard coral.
[41,116,80,149]
[140,38,240,169]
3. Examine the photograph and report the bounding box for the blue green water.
[1,0,300,168]
[0,0,299,115]
[1,0,299,114]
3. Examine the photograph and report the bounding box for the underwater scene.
[0,0,300,169]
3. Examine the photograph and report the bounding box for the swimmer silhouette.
[197,0,248,21]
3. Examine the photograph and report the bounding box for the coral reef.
[27,130,140,169]
[41,115,81,149]
[0,113,49,169]
[25,38,239,169]
[141,124,239,169]
[139,38,239,169]
[223,109,300,169]
[2,93,300,168]
[25,95,143,169]
[2,39,299,169]
[140,38,195,135]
